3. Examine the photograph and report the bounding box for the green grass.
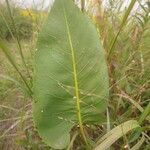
[0,0,150,149]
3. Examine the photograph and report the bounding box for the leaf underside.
[33,0,109,149]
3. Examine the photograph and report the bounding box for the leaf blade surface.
[33,0,109,149]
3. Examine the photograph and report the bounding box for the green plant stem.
[0,39,32,96]
[108,0,137,59]
[5,0,32,80]
[81,0,85,12]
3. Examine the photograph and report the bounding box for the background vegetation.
[0,6,34,39]
[0,0,149,149]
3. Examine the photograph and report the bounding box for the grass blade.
[94,120,140,150]
[5,0,31,79]
[0,39,32,96]
[138,102,150,124]
[67,132,78,150]
[0,9,15,40]
[0,74,28,93]
[130,134,145,150]
[116,93,150,122]
[107,107,111,132]
[116,93,144,112]
[108,0,137,58]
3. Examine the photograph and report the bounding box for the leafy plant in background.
[33,0,109,149]
[0,5,33,39]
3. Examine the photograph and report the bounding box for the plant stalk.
[108,0,137,59]
[5,0,32,80]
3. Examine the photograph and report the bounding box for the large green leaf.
[33,0,109,149]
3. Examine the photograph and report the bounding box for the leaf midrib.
[62,3,87,144]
